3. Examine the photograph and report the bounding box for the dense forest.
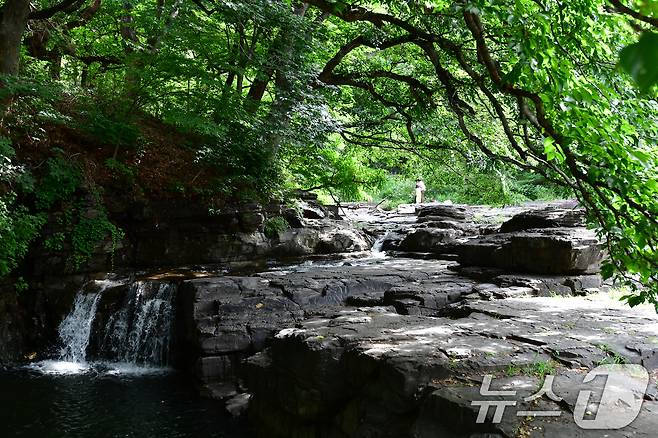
[0,0,657,305]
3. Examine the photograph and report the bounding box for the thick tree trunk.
[0,0,31,76]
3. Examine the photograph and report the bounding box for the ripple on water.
[0,366,248,438]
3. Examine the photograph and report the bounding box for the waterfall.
[55,280,176,368]
[99,282,176,366]
[58,290,103,362]
[371,233,389,258]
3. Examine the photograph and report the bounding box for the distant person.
[415,178,426,204]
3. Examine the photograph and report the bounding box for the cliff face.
[0,276,80,362]
[0,199,372,364]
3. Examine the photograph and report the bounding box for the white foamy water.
[370,234,389,259]
[26,360,172,376]
[57,281,120,362]
[27,360,91,375]
[28,278,177,376]
[100,282,176,365]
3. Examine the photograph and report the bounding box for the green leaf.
[542,137,564,162]
[601,263,615,280]
[619,32,658,92]
[626,295,646,307]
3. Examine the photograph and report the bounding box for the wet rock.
[301,202,326,219]
[196,355,236,382]
[316,229,371,254]
[240,212,265,230]
[282,207,304,228]
[201,382,238,400]
[495,273,602,295]
[346,293,385,307]
[179,276,304,384]
[226,393,252,417]
[272,228,323,256]
[272,224,372,257]
[417,217,474,233]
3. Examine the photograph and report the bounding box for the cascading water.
[370,233,389,258]
[33,279,176,375]
[100,282,176,366]
[57,290,103,363]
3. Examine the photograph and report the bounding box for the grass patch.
[505,359,558,378]
[596,344,627,365]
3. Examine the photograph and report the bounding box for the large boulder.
[458,227,603,274]
[282,207,305,228]
[272,225,372,257]
[417,204,469,220]
[397,228,462,253]
[316,229,371,254]
[271,228,323,256]
[499,205,586,233]
[299,200,341,220]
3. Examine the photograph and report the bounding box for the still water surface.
[0,364,249,438]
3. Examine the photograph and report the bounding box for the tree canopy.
[0,0,657,306]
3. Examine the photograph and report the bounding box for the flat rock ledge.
[176,201,638,437]
[181,259,476,386]
[245,296,658,438]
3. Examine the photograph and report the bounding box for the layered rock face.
[457,227,602,274]
[246,297,658,438]
[366,201,605,295]
[457,205,603,275]
[188,201,644,438]
[180,259,476,392]
[0,200,371,363]
[31,200,369,277]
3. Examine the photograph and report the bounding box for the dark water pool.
[0,364,250,438]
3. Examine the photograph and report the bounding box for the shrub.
[35,154,81,209]
[264,216,290,239]
[0,197,46,277]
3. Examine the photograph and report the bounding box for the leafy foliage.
[0,0,656,308]
[264,217,290,239]
[620,32,658,92]
[0,139,46,277]
[35,155,81,209]
[0,197,46,277]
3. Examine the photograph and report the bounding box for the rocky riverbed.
[172,200,658,437]
[6,199,658,437]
